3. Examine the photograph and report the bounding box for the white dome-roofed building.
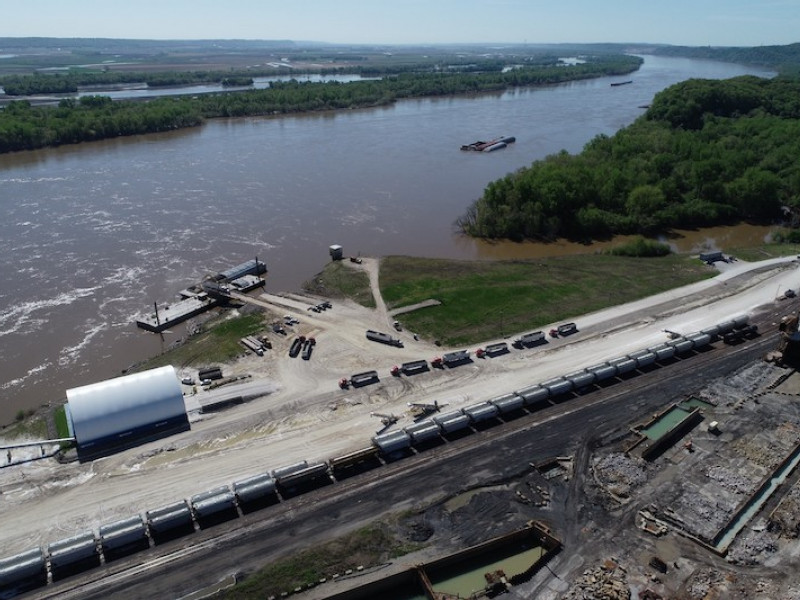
[65,365,189,461]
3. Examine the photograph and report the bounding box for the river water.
[0,56,775,424]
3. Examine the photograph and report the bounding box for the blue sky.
[3,0,799,46]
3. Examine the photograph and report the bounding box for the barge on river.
[461,135,516,152]
[135,258,267,333]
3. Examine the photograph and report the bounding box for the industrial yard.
[4,255,800,599]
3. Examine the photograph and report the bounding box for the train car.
[732,314,749,328]
[608,356,637,375]
[462,402,499,424]
[404,420,443,446]
[433,411,472,434]
[541,377,574,398]
[515,385,549,408]
[687,332,712,349]
[275,462,331,496]
[489,393,525,414]
[629,350,656,369]
[716,320,737,335]
[588,363,617,382]
[233,473,278,512]
[99,516,150,561]
[565,370,595,390]
[328,446,382,479]
[190,486,238,528]
[146,500,195,544]
[0,548,47,597]
[372,430,412,456]
[649,344,676,362]
[47,532,100,581]
[670,337,695,354]
[271,461,309,480]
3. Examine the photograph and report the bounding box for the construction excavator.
[370,412,399,434]
[407,400,447,421]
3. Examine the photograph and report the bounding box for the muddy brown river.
[0,56,775,424]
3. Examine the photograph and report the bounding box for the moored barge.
[461,135,516,152]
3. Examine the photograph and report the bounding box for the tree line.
[0,53,634,95]
[651,43,800,73]
[458,75,800,242]
[0,55,641,153]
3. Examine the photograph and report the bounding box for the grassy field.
[133,312,267,373]
[725,242,800,263]
[0,411,48,440]
[377,254,713,346]
[218,522,421,599]
[304,261,375,308]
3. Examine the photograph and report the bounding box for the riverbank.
[1,245,793,433]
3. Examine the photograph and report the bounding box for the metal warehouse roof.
[66,366,185,446]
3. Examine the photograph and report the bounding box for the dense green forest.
[458,75,800,241]
[0,58,556,95]
[0,54,640,153]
